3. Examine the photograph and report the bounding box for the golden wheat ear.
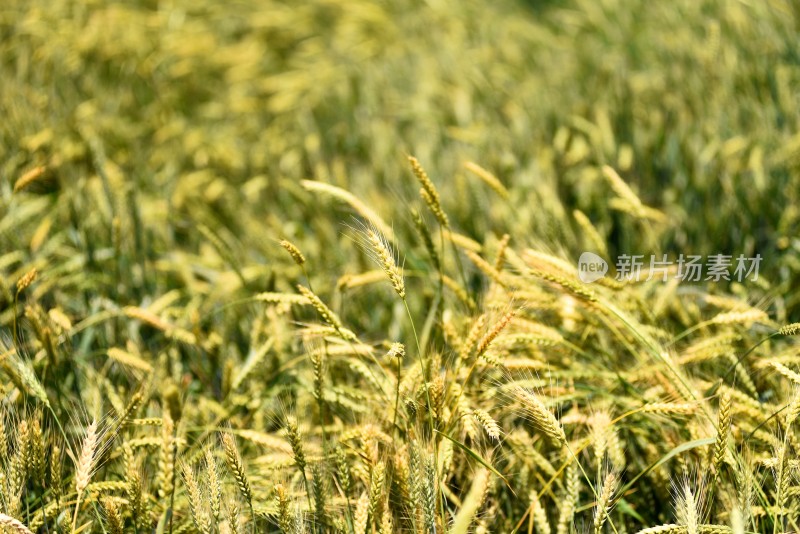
[182,462,211,534]
[593,472,618,534]
[363,225,405,299]
[221,433,253,505]
[778,323,800,336]
[13,166,47,194]
[513,386,566,445]
[279,239,306,266]
[0,513,35,534]
[68,419,101,533]
[408,155,449,227]
[205,448,222,523]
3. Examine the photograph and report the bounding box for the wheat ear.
[279,239,306,266]
[222,433,254,534]
[464,161,509,199]
[102,497,123,534]
[71,420,98,532]
[450,468,490,534]
[476,310,515,356]
[0,513,35,534]
[472,409,501,441]
[514,387,566,445]
[409,156,448,227]
[531,490,552,534]
[778,323,800,336]
[205,449,222,523]
[365,228,405,299]
[222,434,252,504]
[593,472,617,534]
[557,462,580,534]
[354,492,369,534]
[301,179,395,241]
[183,462,211,534]
[368,462,385,529]
[13,166,46,193]
[274,483,292,533]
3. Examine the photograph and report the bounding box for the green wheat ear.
[778,323,800,336]
[221,434,252,505]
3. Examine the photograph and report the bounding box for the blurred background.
[2,0,799,322]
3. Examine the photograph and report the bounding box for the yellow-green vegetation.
[2,0,800,532]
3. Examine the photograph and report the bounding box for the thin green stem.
[392,356,402,433]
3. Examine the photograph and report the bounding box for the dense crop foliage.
[1,0,800,532]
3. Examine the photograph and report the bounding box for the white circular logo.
[578,252,608,283]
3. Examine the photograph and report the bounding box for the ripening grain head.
[512,386,566,445]
[357,224,405,299]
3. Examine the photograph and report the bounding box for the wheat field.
[1,0,800,532]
